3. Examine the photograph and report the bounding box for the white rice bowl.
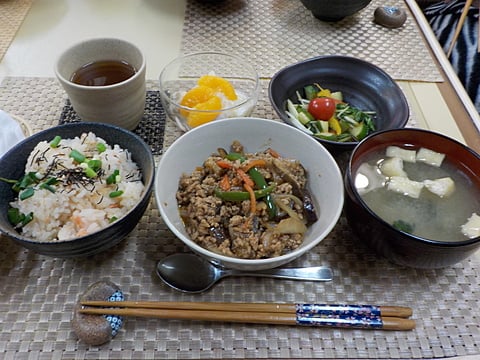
[10,132,144,242]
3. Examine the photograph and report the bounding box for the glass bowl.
[158,52,260,132]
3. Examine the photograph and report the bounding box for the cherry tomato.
[307,97,336,120]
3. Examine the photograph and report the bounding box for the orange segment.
[186,95,222,128]
[180,85,215,109]
[198,75,238,100]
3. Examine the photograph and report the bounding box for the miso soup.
[355,146,480,242]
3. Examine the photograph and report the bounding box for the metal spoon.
[156,253,333,293]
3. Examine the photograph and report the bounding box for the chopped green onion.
[39,182,56,193]
[106,169,120,185]
[13,172,39,192]
[22,212,34,226]
[50,135,62,148]
[7,207,22,225]
[43,177,58,186]
[96,142,107,153]
[109,190,124,198]
[69,149,86,163]
[84,167,97,178]
[0,176,18,184]
[109,216,118,223]
[8,208,33,227]
[87,159,102,172]
[19,187,34,200]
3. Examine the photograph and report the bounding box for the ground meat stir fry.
[177,141,318,259]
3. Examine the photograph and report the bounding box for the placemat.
[0,0,34,62]
[59,91,166,156]
[181,0,443,82]
[1,77,479,359]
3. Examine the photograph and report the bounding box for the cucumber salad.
[285,84,376,142]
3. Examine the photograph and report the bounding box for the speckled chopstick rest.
[72,281,124,346]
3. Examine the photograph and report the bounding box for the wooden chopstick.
[79,307,415,330]
[446,0,474,58]
[79,301,415,331]
[81,300,413,318]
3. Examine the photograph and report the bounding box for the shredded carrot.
[216,159,233,169]
[243,182,257,214]
[267,148,280,158]
[241,159,266,172]
[219,174,231,191]
[231,177,242,187]
[236,168,254,188]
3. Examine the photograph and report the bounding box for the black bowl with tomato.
[268,55,409,153]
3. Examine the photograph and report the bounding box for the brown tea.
[70,60,136,86]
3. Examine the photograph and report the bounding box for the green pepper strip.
[214,184,276,202]
[225,152,277,218]
[247,167,277,219]
[225,152,244,161]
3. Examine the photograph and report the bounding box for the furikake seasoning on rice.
[4,132,144,242]
[176,140,318,259]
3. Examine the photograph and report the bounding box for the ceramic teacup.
[54,38,146,130]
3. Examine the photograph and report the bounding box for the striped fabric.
[423,1,480,112]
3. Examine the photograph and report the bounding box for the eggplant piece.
[272,158,318,224]
[209,226,227,245]
[302,189,318,224]
[217,147,229,158]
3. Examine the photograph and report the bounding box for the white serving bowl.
[155,117,344,270]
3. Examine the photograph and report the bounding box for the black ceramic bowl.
[344,128,480,269]
[299,0,372,21]
[0,122,155,257]
[269,55,409,153]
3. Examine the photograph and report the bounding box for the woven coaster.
[181,0,442,82]
[59,90,166,156]
[0,0,34,61]
[1,77,479,359]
